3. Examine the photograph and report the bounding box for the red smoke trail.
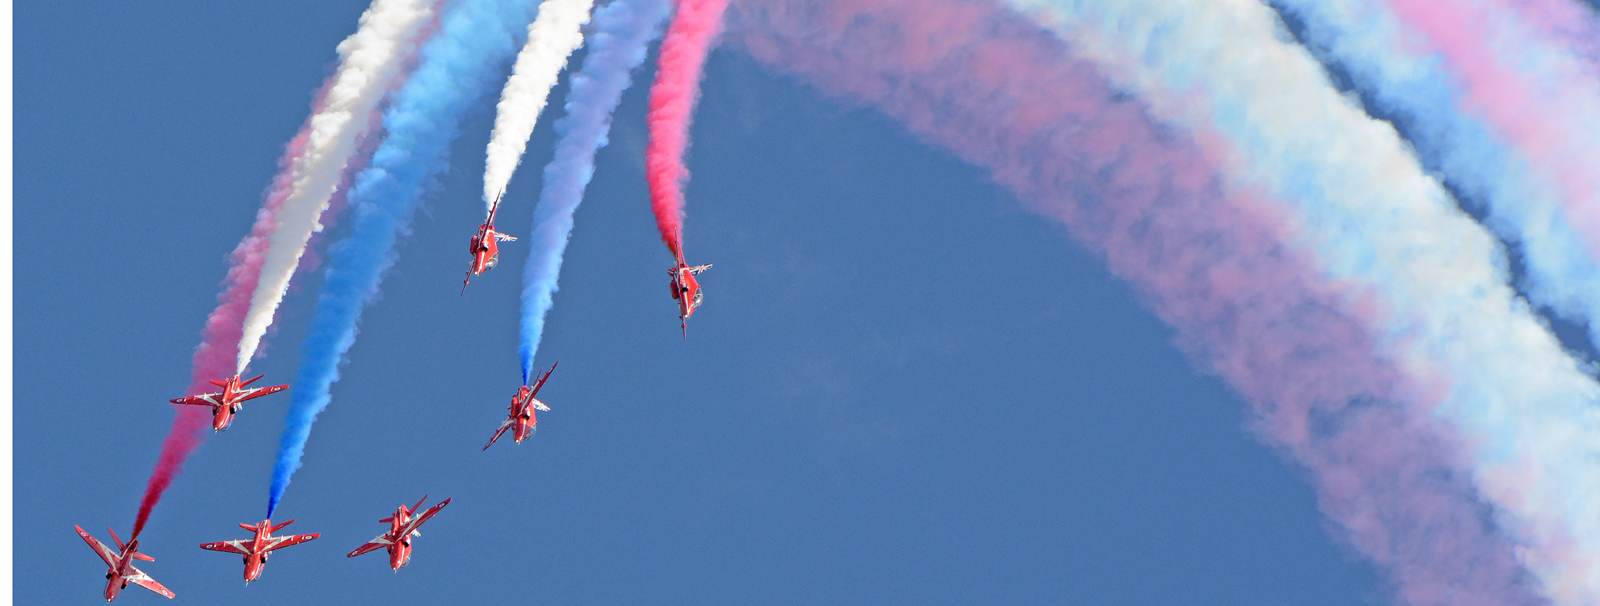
[131,131,307,538]
[131,57,403,538]
[731,0,1543,602]
[645,0,733,258]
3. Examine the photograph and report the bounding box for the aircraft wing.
[199,540,250,555]
[262,533,320,552]
[170,394,222,408]
[528,361,558,397]
[235,384,289,402]
[347,535,392,558]
[401,498,451,536]
[124,567,176,599]
[75,526,117,566]
[483,422,512,451]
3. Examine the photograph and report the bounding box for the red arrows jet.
[484,362,556,450]
[463,196,517,293]
[669,256,712,337]
[74,526,175,601]
[170,374,288,431]
[198,519,320,583]
[347,496,452,570]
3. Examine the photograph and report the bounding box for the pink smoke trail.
[131,128,309,538]
[129,16,427,537]
[1504,0,1600,71]
[1380,0,1600,258]
[130,65,399,537]
[645,0,732,258]
[730,0,1543,602]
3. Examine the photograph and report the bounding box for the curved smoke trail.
[644,0,732,258]
[518,0,673,382]
[1009,0,1600,601]
[481,0,597,211]
[1272,0,1600,379]
[235,0,436,376]
[268,0,534,518]
[731,0,1544,602]
[1362,0,1600,299]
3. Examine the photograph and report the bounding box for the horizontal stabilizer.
[269,519,295,533]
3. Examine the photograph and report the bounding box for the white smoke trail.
[1007,0,1600,602]
[481,0,596,209]
[235,0,435,375]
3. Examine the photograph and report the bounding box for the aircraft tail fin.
[108,527,125,551]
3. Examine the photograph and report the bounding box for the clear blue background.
[18,1,1389,603]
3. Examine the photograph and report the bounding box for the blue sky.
[18,1,1386,603]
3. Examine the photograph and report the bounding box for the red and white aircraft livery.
[170,374,289,431]
[484,362,556,450]
[669,255,712,338]
[347,496,452,571]
[463,194,517,293]
[198,518,320,583]
[74,526,175,601]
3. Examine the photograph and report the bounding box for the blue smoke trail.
[517,0,673,383]
[268,0,534,517]
[1013,0,1600,596]
[1274,0,1600,353]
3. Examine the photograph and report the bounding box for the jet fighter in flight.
[198,518,320,583]
[170,374,288,431]
[74,525,175,601]
[463,194,517,293]
[347,496,452,571]
[484,362,556,450]
[669,256,712,337]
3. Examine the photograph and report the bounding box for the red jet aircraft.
[484,362,556,450]
[198,518,320,583]
[170,374,289,431]
[347,496,452,571]
[74,526,175,601]
[463,196,517,293]
[669,256,712,337]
